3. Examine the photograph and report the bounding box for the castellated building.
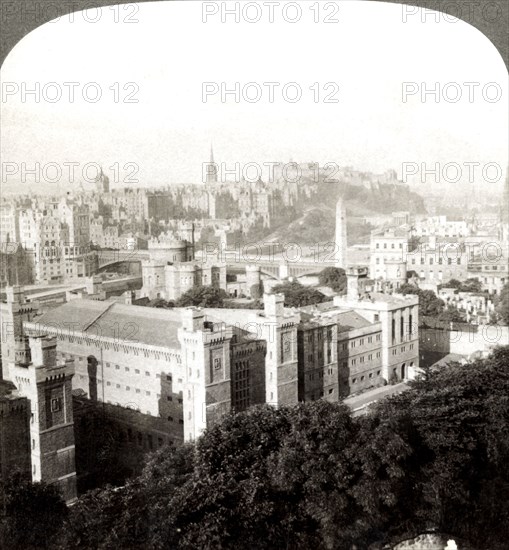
[140,231,227,301]
[0,334,78,504]
[0,276,418,491]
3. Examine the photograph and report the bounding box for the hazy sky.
[1,1,507,191]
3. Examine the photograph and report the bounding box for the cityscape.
[1,1,508,549]
[0,155,508,548]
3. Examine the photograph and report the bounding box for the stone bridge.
[96,249,335,280]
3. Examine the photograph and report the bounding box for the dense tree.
[50,347,509,549]
[436,306,466,324]
[495,282,509,324]
[459,278,483,293]
[318,266,346,293]
[0,472,68,550]
[396,284,445,317]
[440,278,484,294]
[271,280,326,307]
[176,285,228,308]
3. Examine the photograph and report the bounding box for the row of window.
[351,371,381,384]
[391,344,414,355]
[308,388,334,400]
[341,333,381,351]
[347,351,382,367]
[375,242,404,249]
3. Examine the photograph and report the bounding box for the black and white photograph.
[0,1,508,548]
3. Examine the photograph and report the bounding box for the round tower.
[246,264,262,298]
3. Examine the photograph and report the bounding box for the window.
[167,416,173,422]
[115,365,120,370]
[328,388,333,394]
[125,367,130,372]
[167,396,172,401]
[360,376,365,381]
[51,398,61,412]
[145,371,150,377]
[352,378,357,384]
[135,369,140,374]
[166,375,172,381]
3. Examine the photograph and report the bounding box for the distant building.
[205,145,218,184]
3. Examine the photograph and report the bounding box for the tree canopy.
[495,282,509,325]
[271,280,327,308]
[0,472,68,550]
[396,284,446,317]
[318,266,346,293]
[175,285,228,308]
[52,346,509,550]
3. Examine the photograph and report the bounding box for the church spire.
[206,143,218,184]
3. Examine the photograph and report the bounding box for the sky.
[0,0,507,192]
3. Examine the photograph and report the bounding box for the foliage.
[0,472,68,550]
[408,235,421,253]
[441,278,484,293]
[318,266,346,293]
[175,285,228,308]
[250,280,264,300]
[396,284,445,317]
[495,282,509,325]
[271,280,327,307]
[42,347,509,549]
[436,306,466,324]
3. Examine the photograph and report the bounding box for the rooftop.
[29,299,183,349]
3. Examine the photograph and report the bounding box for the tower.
[335,197,347,268]
[0,286,39,380]
[10,336,77,503]
[205,145,218,184]
[95,167,110,193]
[178,308,232,441]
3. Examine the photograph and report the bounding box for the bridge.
[97,249,150,271]
[96,249,337,280]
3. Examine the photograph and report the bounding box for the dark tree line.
[5,346,509,549]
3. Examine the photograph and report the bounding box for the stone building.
[333,269,420,382]
[141,232,227,301]
[23,295,267,445]
[0,380,31,487]
[8,335,77,503]
[0,286,39,380]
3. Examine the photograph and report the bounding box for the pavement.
[344,381,410,414]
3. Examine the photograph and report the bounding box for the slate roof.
[30,299,183,349]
